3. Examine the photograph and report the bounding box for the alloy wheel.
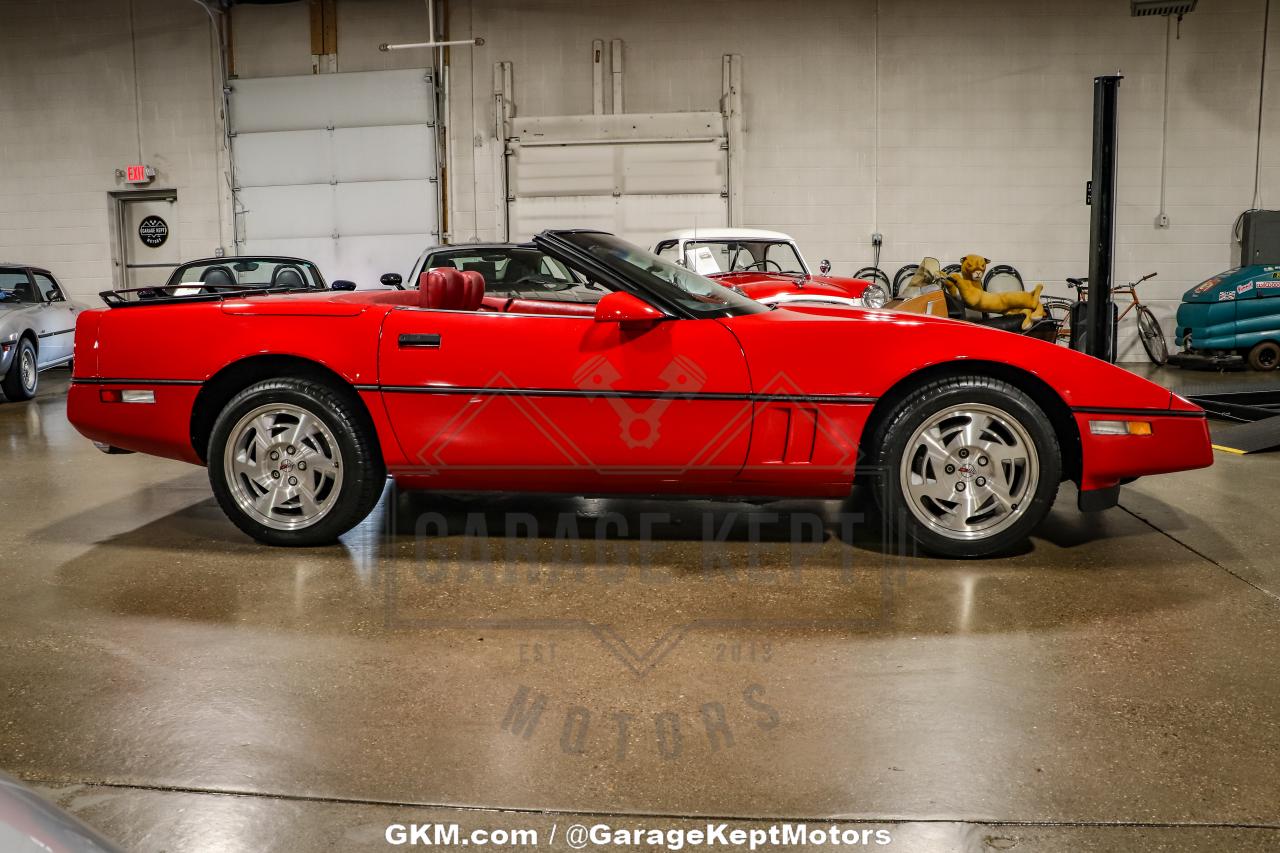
[899,403,1040,541]
[223,403,344,531]
[20,349,35,392]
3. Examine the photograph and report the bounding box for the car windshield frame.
[683,239,808,277]
[542,231,769,319]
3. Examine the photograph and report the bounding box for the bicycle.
[1043,272,1167,365]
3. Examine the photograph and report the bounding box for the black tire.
[1,337,38,401]
[983,264,1025,293]
[207,377,386,546]
[853,266,891,293]
[1247,340,1280,371]
[1136,306,1168,365]
[892,264,920,298]
[868,375,1061,558]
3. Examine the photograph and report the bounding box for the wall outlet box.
[871,232,883,247]
[1155,213,1170,228]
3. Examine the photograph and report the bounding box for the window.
[0,270,38,304]
[33,273,64,302]
[761,242,805,274]
[560,232,768,318]
[682,240,806,276]
[171,259,323,290]
[425,248,588,297]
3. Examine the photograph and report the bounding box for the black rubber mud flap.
[1078,484,1121,512]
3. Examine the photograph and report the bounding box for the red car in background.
[652,228,888,310]
[68,230,1211,557]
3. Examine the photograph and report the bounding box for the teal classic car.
[1169,265,1280,370]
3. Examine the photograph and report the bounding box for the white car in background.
[651,228,887,310]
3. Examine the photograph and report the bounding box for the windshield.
[561,232,768,318]
[169,259,325,290]
[681,240,806,276]
[425,247,599,299]
[0,270,38,304]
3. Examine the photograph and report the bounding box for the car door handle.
[398,333,441,349]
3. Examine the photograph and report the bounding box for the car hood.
[720,302,1183,412]
[1181,265,1280,303]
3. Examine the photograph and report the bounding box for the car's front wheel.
[1,338,38,401]
[207,377,386,546]
[870,376,1061,557]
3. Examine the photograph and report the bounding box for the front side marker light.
[1090,419,1152,436]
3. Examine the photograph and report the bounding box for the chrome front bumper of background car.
[760,293,864,310]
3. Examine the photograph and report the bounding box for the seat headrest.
[201,266,235,288]
[420,267,484,311]
[272,266,306,288]
[461,260,497,283]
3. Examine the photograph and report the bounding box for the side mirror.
[380,272,403,290]
[819,259,832,275]
[593,291,665,328]
[330,280,357,291]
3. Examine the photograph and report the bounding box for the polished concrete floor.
[3,369,1280,852]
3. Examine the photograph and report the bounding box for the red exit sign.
[125,164,153,184]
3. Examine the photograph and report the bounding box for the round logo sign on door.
[138,215,169,248]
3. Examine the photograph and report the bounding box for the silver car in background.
[0,771,122,852]
[0,264,85,401]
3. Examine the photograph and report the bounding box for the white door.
[505,112,729,248]
[230,69,440,289]
[121,197,180,289]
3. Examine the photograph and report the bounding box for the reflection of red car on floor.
[69,230,1211,557]
[652,228,889,309]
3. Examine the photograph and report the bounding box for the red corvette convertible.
[67,230,1212,556]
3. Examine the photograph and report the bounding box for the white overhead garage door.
[505,112,728,249]
[230,69,438,288]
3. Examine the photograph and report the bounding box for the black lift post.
[1086,74,1123,362]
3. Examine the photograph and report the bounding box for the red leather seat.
[420,267,484,311]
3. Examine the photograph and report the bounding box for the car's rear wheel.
[207,377,386,546]
[870,376,1061,557]
[1247,340,1280,371]
[2,338,38,401]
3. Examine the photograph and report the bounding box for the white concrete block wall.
[875,0,1269,359]
[445,0,1278,360]
[445,0,878,260]
[0,0,227,303]
[3,0,1279,362]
